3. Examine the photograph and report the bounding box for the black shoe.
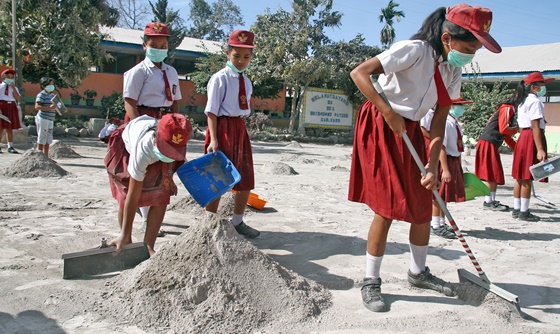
[431,225,456,239]
[483,200,510,211]
[408,267,455,297]
[7,147,18,154]
[361,277,386,312]
[234,222,260,238]
[0,147,2,153]
[518,210,540,222]
[512,209,520,219]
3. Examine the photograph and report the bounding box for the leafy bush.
[246,112,272,132]
[100,92,125,119]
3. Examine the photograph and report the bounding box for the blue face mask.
[146,47,168,63]
[45,85,55,93]
[447,43,475,68]
[153,145,175,163]
[226,60,250,73]
[4,78,14,84]
[450,105,465,118]
[536,86,547,98]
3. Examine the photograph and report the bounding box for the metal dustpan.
[62,238,149,279]
[370,75,522,315]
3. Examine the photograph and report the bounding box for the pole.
[12,0,16,70]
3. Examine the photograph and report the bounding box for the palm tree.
[379,0,405,49]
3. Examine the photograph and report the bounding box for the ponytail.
[517,80,531,106]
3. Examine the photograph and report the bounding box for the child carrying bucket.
[203,30,260,238]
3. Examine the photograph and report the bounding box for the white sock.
[521,198,530,212]
[232,213,244,226]
[484,195,492,204]
[365,252,383,279]
[7,142,13,148]
[439,216,446,226]
[513,197,521,210]
[139,206,150,220]
[409,243,428,275]
[431,216,441,229]
[490,192,496,202]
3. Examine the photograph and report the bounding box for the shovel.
[370,75,522,314]
[0,114,11,123]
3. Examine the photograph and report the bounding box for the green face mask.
[447,43,475,68]
[45,85,55,93]
[536,86,547,98]
[226,60,250,73]
[153,145,174,163]
[145,47,168,63]
[4,78,14,85]
[450,105,465,118]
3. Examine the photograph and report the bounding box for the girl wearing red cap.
[349,4,501,312]
[105,113,192,255]
[511,72,555,222]
[475,93,521,212]
[203,29,260,239]
[0,69,22,154]
[421,99,471,239]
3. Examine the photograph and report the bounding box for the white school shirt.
[123,58,182,108]
[377,40,462,121]
[442,115,463,157]
[122,115,160,181]
[99,123,118,139]
[0,82,19,101]
[420,109,435,131]
[204,66,252,117]
[517,93,545,129]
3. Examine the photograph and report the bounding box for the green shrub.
[100,92,125,119]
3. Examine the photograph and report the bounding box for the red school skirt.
[348,101,431,225]
[204,116,254,191]
[512,128,547,182]
[0,101,22,130]
[438,155,465,203]
[475,139,505,185]
[104,126,180,208]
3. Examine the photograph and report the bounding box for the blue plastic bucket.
[177,150,241,207]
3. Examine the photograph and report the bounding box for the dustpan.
[177,150,241,207]
[232,190,268,210]
[463,172,490,201]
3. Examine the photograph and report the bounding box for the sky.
[168,0,560,49]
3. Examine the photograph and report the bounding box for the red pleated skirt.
[475,139,505,184]
[438,155,465,203]
[0,101,22,130]
[512,129,547,182]
[204,117,254,191]
[348,101,431,225]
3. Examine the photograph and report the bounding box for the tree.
[110,0,150,29]
[252,0,342,134]
[460,63,514,144]
[149,0,187,62]
[379,0,405,49]
[0,0,116,89]
[187,0,244,42]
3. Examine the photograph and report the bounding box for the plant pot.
[85,98,94,106]
[71,98,80,105]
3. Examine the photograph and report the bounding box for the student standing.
[475,93,520,211]
[0,69,22,153]
[34,77,58,156]
[511,72,554,222]
[204,30,260,238]
[348,4,501,312]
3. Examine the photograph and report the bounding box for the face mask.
[146,47,168,63]
[226,60,249,73]
[450,105,465,118]
[45,85,55,93]
[447,43,475,68]
[4,78,14,84]
[536,86,547,98]
[153,145,175,163]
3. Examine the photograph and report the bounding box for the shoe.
[483,201,510,211]
[234,222,260,238]
[431,225,456,239]
[518,210,540,222]
[361,277,386,312]
[0,147,2,153]
[7,147,18,154]
[408,267,455,297]
[512,209,520,219]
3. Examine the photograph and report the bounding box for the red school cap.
[1,69,16,76]
[156,113,192,161]
[524,72,555,85]
[228,30,256,49]
[446,4,501,53]
[144,22,171,37]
